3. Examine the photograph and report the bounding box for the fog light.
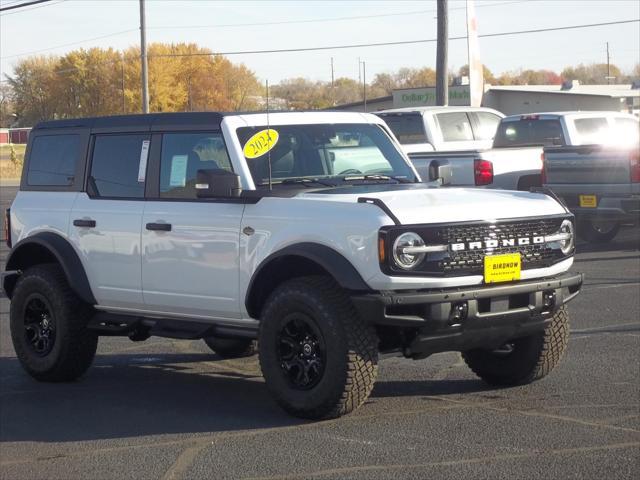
[543,290,556,310]
[448,302,468,325]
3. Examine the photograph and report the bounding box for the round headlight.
[559,219,574,254]
[392,232,425,270]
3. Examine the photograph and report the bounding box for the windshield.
[237,123,416,186]
[376,113,428,145]
[493,119,566,148]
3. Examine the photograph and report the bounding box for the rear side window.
[472,112,502,141]
[574,117,608,144]
[159,132,231,199]
[435,112,474,142]
[377,114,428,145]
[493,119,565,148]
[89,134,149,198]
[27,134,81,186]
[613,117,640,144]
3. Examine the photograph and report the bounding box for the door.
[141,131,244,320]
[69,133,149,310]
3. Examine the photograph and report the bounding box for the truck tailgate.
[544,146,631,184]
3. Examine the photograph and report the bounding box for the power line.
[145,19,640,58]
[148,1,527,30]
[1,29,138,60]
[0,0,52,12]
[0,0,63,16]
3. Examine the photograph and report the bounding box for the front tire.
[258,276,378,419]
[10,264,98,382]
[203,337,257,358]
[577,218,620,244]
[462,307,569,386]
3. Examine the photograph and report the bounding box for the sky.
[1,0,639,85]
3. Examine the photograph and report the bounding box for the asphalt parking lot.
[0,185,638,480]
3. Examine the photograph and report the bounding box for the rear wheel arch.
[245,243,370,319]
[5,232,95,304]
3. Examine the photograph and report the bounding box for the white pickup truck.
[383,110,639,191]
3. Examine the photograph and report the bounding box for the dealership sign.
[393,86,471,108]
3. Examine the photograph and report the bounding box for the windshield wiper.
[342,174,414,184]
[279,178,337,187]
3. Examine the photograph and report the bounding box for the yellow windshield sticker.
[243,129,279,159]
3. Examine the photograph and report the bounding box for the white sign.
[393,86,470,108]
[137,140,150,182]
[169,155,188,187]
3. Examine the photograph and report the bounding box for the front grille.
[381,216,569,277]
[440,218,561,274]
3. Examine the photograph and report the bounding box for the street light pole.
[139,0,149,113]
[436,0,449,106]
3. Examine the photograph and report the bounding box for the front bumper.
[351,272,583,358]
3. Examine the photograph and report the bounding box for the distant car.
[398,111,639,192]
[375,106,504,153]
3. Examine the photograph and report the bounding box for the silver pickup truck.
[543,144,640,243]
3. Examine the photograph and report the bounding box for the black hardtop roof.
[33,111,226,130]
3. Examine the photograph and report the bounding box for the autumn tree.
[0,83,14,128]
[457,64,496,84]
[561,63,622,84]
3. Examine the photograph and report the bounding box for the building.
[333,81,640,116]
[0,127,31,144]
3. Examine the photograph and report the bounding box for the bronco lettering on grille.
[451,236,545,251]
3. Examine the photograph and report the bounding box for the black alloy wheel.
[23,293,56,357]
[276,314,326,390]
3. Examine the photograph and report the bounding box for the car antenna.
[266,79,272,191]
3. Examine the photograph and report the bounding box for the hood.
[298,185,566,225]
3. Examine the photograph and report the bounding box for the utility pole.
[139,0,149,113]
[361,60,367,112]
[121,53,126,114]
[331,57,335,106]
[606,41,611,85]
[436,0,448,106]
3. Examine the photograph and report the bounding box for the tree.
[561,63,622,84]
[0,83,14,127]
[7,56,59,125]
[458,64,496,84]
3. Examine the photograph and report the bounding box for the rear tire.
[9,264,98,382]
[203,337,257,358]
[462,307,569,386]
[258,276,378,419]
[577,218,620,244]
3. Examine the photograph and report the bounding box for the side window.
[89,134,149,198]
[159,132,231,199]
[435,112,474,142]
[574,117,609,144]
[27,134,81,186]
[473,112,502,141]
[613,117,640,142]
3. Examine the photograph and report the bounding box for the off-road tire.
[462,306,569,386]
[577,218,620,244]
[10,264,98,382]
[258,276,378,419]
[203,337,257,358]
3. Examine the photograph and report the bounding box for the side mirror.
[195,169,242,198]
[428,159,452,186]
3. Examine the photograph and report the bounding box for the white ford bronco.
[3,111,583,419]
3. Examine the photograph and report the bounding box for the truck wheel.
[9,264,98,382]
[462,306,569,386]
[258,276,378,419]
[203,337,257,358]
[577,219,620,244]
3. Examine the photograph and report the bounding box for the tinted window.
[236,123,414,186]
[574,117,609,144]
[160,132,231,199]
[435,112,474,142]
[27,134,80,186]
[377,113,428,144]
[89,134,149,198]
[493,119,565,148]
[473,112,502,141]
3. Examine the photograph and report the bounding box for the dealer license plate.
[579,195,597,208]
[484,253,521,284]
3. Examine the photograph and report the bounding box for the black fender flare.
[4,232,96,304]
[245,242,371,318]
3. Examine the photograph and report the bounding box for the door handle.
[146,222,172,232]
[73,219,96,228]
